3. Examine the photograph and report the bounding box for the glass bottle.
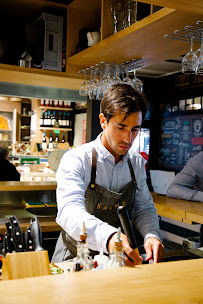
[61,132,65,143]
[106,227,125,269]
[70,222,93,272]
[48,132,53,149]
[39,111,44,127]
[42,132,47,150]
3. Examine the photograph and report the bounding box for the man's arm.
[167,153,203,202]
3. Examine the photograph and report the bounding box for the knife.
[9,216,25,252]
[117,206,139,253]
[24,227,34,251]
[5,221,16,253]
[30,216,44,251]
[2,232,9,256]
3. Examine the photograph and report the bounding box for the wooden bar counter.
[151,192,203,225]
[0,259,203,303]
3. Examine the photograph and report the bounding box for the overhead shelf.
[66,8,202,70]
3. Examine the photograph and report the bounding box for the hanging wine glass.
[96,66,104,100]
[111,64,122,85]
[101,63,112,95]
[196,32,203,75]
[132,69,143,92]
[79,69,87,96]
[182,37,198,74]
[122,64,133,86]
[89,64,100,100]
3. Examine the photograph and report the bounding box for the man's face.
[100,111,142,163]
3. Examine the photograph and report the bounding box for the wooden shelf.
[21,126,30,129]
[66,8,201,69]
[39,127,72,131]
[39,106,73,111]
[21,115,31,117]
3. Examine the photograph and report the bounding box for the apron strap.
[90,147,97,189]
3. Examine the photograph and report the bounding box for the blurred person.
[167,151,203,202]
[0,146,20,181]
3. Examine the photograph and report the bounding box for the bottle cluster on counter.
[70,223,124,273]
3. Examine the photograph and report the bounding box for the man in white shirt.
[52,84,164,265]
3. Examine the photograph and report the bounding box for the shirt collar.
[94,133,129,164]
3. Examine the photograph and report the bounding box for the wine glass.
[79,69,87,96]
[101,63,112,95]
[182,37,198,74]
[122,64,133,86]
[111,64,122,85]
[89,65,100,100]
[196,32,203,75]
[110,3,122,34]
[132,69,143,92]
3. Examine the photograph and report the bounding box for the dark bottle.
[39,111,44,127]
[58,112,63,128]
[55,133,59,143]
[42,132,47,150]
[62,132,65,143]
[47,111,51,127]
[62,112,67,128]
[43,111,47,126]
[48,132,53,149]
[51,111,56,127]
[67,112,72,127]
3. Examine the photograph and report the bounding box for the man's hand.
[144,237,164,263]
[108,232,143,266]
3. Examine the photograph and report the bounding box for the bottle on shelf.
[67,112,72,127]
[47,111,51,127]
[70,222,93,272]
[62,112,67,127]
[39,111,44,127]
[106,227,125,269]
[40,99,45,106]
[48,132,53,149]
[58,100,63,108]
[58,112,63,127]
[61,132,65,143]
[51,111,56,127]
[43,111,48,127]
[42,132,47,150]
[45,99,50,107]
[55,133,59,147]
[54,100,59,108]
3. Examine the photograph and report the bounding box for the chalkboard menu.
[159,114,203,170]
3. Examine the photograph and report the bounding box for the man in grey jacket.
[167,151,203,202]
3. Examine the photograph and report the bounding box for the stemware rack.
[164,20,203,44]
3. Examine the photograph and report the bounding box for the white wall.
[73,113,87,147]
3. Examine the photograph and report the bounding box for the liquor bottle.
[62,112,67,127]
[58,112,63,127]
[70,222,93,272]
[39,111,44,127]
[58,100,63,108]
[45,99,50,107]
[42,132,47,150]
[40,99,45,106]
[61,132,65,143]
[48,132,53,149]
[106,227,125,269]
[51,111,56,127]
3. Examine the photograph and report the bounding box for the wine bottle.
[67,112,71,127]
[42,132,47,150]
[49,132,53,149]
[62,112,67,128]
[58,112,62,127]
[39,111,44,127]
[51,111,56,127]
[47,111,51,127]
[61,132,65,143]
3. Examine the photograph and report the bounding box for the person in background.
[167,151,203,202]
[0,146,20,181]
[52,84,164,265]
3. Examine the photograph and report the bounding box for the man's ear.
[99,113,107,130]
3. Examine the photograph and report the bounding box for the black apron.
[52,147,138,262]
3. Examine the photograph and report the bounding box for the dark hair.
[100,84,148,122]
[0,146,10,158]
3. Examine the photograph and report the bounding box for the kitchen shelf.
[39,127,72,131]
[40,106,73,111]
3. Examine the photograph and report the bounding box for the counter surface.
[152,192,203,224]
[0,259,203,303]
[0,181,57,191]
